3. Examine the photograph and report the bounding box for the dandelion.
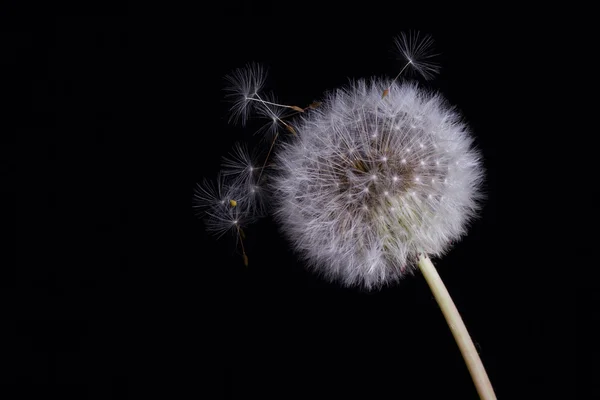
[196,32,496,399]
[272,78,495,399]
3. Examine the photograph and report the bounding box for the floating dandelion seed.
[254,92,289,142]
[221,142,258,184]
[393,31,440,81]
[224,62,267,126]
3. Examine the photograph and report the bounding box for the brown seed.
[285,124,297,135]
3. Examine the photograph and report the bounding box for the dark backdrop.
[5,3,583,400]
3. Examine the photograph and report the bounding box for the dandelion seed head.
[273,79,483,289]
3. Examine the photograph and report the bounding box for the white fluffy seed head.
[272,79,484,290]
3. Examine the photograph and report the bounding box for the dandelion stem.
[417,254,497,400]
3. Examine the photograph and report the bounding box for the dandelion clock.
[193,32,496,399]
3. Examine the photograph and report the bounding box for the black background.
[4,3,585,399]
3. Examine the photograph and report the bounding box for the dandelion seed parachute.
[224,62,267,126]
[273,79,484,290]
[220,142,268,217]
[393,31,440,81]
[221,142,258,184]
[254,92,288,142]
[193,173,258,238]
[192,173,230,214]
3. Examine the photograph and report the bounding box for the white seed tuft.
[393,31,440,81]
[272,79,483,289]
[224,62,267,126]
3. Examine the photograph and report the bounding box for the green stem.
[417,254,497,400]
